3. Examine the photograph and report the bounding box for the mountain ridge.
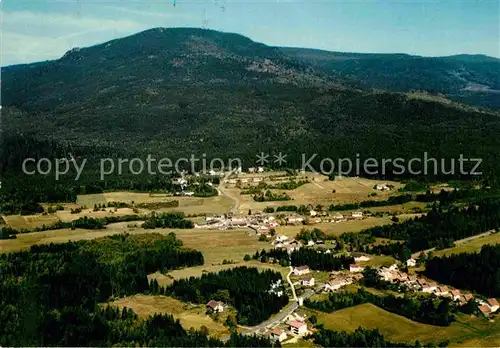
[2,27,500,187]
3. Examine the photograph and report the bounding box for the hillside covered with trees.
[2,28,500,215]
[425,244,500,297]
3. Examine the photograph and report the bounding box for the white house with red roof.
[270,328,287,342]
[289,321,308,336]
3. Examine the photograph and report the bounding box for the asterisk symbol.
[256,152,269,165]
[274,152,287,165]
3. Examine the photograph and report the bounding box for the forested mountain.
[2,27,500,206]
[281,47,500,109]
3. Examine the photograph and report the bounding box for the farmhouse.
[353,253,371,262]
[479,305,492,317]
[375,183,390,191]
[286,216,305,225]
[435,286,450,297]
[406,258,417,267]
[324,277,353,292]
[287,310,307,323]
[289,321,308,336]
[450,289,461,301]
[349,264,364,273]
[459,294,474,305]
[275,235,289,243]
[293,266,310,276]
[422,282,437,293]
[332,213,345,221]
[206,300,224,313]
[351,211,363,219]
[301,276,315,287]
[270,329,287,342]
[487,298,500,312]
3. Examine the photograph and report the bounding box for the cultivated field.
[308,303,500,346]
[108,295,229,338]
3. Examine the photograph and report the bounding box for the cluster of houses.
[274,235,304,254]
[324,273,364,292]
[223,177,264,186]
[267,310,310,343]
[287,211,364,226]
[194,213,279,233]
[377,265,500,316]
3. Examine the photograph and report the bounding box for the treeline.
[0,233,210,346]
[4,215,144,237]
[309,326,444,348]
[328,194,413,211]
[253,246,353,271]
[253,190,291,202]
[163,266,289,325]
[305,288,456,326]
[291,248,354,271]
[425,244,500,297]
[251,248,291,266]
[142,212,194,229]
[363,199,500,251]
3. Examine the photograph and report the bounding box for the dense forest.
[308,326,443,348]
[253,246,353,271]
[0,233,221,346]
[305,288,456,326]
[425,244,500,297]
[162,267,289,326]
[290,248,354,271]
[362,198,500,252]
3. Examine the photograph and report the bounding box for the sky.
[2,0,499,66]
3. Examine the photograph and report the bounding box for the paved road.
[287,266,298,301]
[411,229,496,258]
[217,170,239,214]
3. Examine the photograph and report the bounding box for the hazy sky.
[2,0,499,66]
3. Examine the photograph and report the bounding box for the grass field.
[76,192,234,215]
[2,213,61,230]
[0,223,268,266]
[274,217,394,237]
[56,207,141,222]
[308,303,500,346]
[232,176,404,213]
[0,222,137,253]
[108,295,229,338]
[434,233,500,257]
